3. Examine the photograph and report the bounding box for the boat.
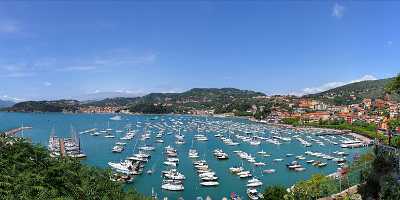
[200,181,219,186]
[246,178,263,187]
[188,149,200,158]
[110,115,122,121]
[247,188,263,200]
[161,181,184,191]
[254,162,266,166]
[294,167,306,172]
[163,161,177,167]
[163,169,185,180]
[229,166,244,174]
[262,169,276,174]
[112,145,124,153]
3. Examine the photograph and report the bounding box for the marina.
[0,112,370,199]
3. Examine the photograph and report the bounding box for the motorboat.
[262,169,276,174]
[112,145,124,153]
[200,181,219,186]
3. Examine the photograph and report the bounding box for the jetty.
[0,126,32,137]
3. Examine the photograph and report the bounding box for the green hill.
[9,100,80,112]
[128,88,267,114]
[305,78,400,105]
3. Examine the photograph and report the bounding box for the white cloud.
[43,81,52,87]
[93,52,157,66]
[385,41,393,48]
[57,66,97,71]
[332,3,345,19]
[1,72,35,78]
[300,74,377,95]
[0,20,20,33]
[2,95,25,102]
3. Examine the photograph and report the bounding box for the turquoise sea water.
[0,112,368,199]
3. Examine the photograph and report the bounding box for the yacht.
[188,149,200,158]
[229,166,244,174]
[262,169,276,174]
[246,178,263,187]
[254,162,266,166]
[161,180,184,191]
[112,145,124,153]
[200,181,219,186]
[247,188,263,200]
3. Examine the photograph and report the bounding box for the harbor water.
[0,112,369,199]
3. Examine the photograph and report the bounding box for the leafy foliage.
[262,185,288,200]
[385,73,400,95]
[0,136,148,200]
[287,174,338,200]
[358,147,400,200]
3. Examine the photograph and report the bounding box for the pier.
[0,126,32,137]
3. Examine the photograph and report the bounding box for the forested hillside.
[306,78,400,105]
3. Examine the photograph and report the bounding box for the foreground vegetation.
[0,136,148,200]
[358,146,400,199]
[261,145,399,200]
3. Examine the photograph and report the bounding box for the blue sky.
[0,1,398,101]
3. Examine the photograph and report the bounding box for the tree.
[380,176,400,200]
[287,174,338,200]
[359,147,399,200]
[262,185,288,200]
[385,73,400,94]
[0,136,149,200]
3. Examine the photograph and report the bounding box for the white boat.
[161,182,184,191]
[254,162,266,166]
[188,149,200,158]
[247,188,263,200]
[246,179,263,187]
[108,161,134,174]
[200,181,219,186]
[229,166,244,173]
[110,115,122,121]
[163,169,185,180]
[163,161,177,167]
[262,169,276,174]
[112,145,124,153]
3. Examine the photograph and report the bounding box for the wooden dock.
[0,126,32,137]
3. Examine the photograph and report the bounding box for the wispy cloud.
[332,3,345,19]
[2,95,25,102]
[0,20,20,34]
[300,75,377,95]
[0,63,35,78]
[92,52,157,67]
[385,41,393,48]
[1,72,36,78]
[43,81,52,87]
[57,50,157,72]
[0,49,157,74]
[57,66,97,72]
